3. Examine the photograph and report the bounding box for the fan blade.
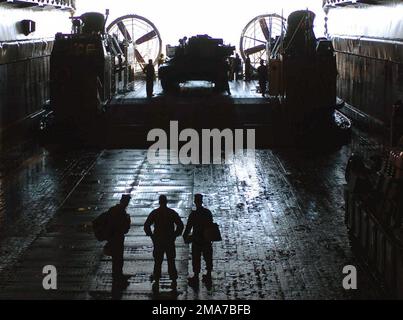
[135,49,146,65]
[117,21,132,42]
[259,18,271,41]
[135,30,157,45]
[244,44,266,56]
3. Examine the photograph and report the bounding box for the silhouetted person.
[175,37,188,58]
[157,53,165,67]
[228,56,235,81]
[183,194,214,288]
[233,53,242,81]
[144,59,155,99]
[223,59,232,95]
[216,59,231,95]
[245,55,252,82]
[108,194,132,283]
[144,195,184,292]
[179,36,188,47]
[257,59,268,97]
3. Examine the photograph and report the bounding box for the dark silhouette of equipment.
[283,10,316,57]
[49,11,133,126]
[158,35,235,92]
[81,12,106,34]
[282,10,337,126]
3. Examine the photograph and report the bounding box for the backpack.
[92,210,111,241]
[203,223,222,242]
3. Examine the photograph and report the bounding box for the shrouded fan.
[107,14,162,73]
[240,14,286,69]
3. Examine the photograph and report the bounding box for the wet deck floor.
[0,136,385,300]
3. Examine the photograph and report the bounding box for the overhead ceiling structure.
[323,0,391,7]
[0,0,75,10]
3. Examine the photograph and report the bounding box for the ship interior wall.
[334,39,403,125]
[0,5,71,133]
[327,2,403,126]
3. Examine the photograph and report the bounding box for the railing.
[0,0,75,10]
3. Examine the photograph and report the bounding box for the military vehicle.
[158,35,235,92]
[49,12,133,126]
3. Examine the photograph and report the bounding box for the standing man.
[257,59,268,97]
[157,53,165,67]
[228,56,235,81]
[215,59,231,96]
[245,55,252,82]
[144,195,184,292]
[108,194,132,284]
[144,59,155,99]
[233,53,242,81]
[223,58,232,96]
[183,194,214,288]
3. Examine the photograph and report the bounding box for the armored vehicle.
[158,35,235,92]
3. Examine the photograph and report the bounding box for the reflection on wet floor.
[0,144,100,275]
[0,142,384,299]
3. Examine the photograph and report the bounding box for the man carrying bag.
[183,194,221,288]
[93,194,132,284]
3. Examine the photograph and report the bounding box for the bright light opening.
[76,0,325,51]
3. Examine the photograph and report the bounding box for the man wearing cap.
[183,194,214,288]
[108,194,132,283]
[144,195,184,292]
